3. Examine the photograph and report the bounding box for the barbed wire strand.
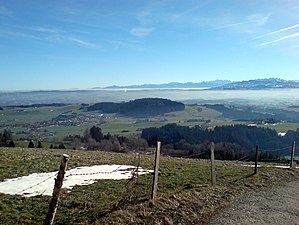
[264,157,285,161]
[17,162,145,195]
[236,154,251,162]
[260,145,292,152]
[17,172,58,194]
[65,165,126,177]
[126,166,139,186]
[187,150,210,158]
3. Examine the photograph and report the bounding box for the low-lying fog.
[1,88,299,106]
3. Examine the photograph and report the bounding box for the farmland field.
[1,102,299,143]
[1,89,299,146]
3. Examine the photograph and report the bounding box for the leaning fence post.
[151,141,161,203]
[210,142,216,186]
[290,141,296,169]
[134,153,141,183]
[254,145,259,175]
[44,154,69,225]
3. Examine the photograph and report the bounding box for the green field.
[1,104,299,143]
[0,105,80,124]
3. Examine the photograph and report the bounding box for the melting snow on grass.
[241,164,298,169]
[0,164,152,197]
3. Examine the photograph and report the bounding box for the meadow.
[1,102,299,144]
[0,148,298,224]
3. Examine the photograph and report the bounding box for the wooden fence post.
[135,153,141,182]
[44,154,69,225]
[254,145,259,175]
[290,141,296,169]
[151,141,161,202]
[210,142,216,186]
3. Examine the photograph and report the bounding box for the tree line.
[0,129,65,149]
[141,124,299,159]
[64,125,149,152]
[0,126,149,152]
[3,123,298,161]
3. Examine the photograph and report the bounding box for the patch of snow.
[241,164,261,168]
[0,164,152,197]
[248,124,257,127]
[278,132,287,136]
[240,164,297,169]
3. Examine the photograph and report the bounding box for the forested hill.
[87,98,185,117]
[141,124,299,157]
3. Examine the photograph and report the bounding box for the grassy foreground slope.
[0,148,298,224]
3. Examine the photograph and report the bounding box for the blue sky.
[0,0,298,90]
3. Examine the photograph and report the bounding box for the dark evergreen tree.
[1,129,13,146]
[50,144,53,149]
[37,141,43,148]
[28,140,35,148]
[6,140,15,147]
[104,132,112,140]
[58,144,66,149]
[90,126,103,142]
[2,129,13,140]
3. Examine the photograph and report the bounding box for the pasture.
[1,103,299,143]
[0,148,298,224]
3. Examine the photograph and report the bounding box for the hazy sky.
[0,0,298,90]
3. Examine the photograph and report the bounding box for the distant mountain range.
[217,78,299,89]
[95,78,299,90]
[95,80,231,89]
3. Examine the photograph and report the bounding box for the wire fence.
[65,165,124,178]
[175,144,296,162]
[16,165,141,196]
[259,145,292,152]
[17,172,58,195]
[184,150,209,158]
[15,141,298,197]
[236,154,251,161]
[180,142,298,163]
